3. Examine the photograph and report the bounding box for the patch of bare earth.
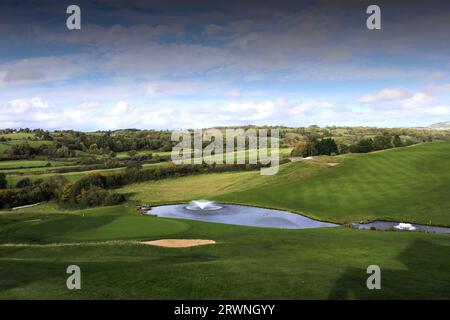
[140,239,216,248]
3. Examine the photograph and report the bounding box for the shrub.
[0,176,67,209]
[0,173,6,189]
[16,178,32,189]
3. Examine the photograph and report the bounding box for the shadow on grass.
[0,247,220,297]
[328,238,450,299]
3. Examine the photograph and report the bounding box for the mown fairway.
[123,142,450,226]
[0,204,449,299]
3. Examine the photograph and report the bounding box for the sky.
[0,0,450,130]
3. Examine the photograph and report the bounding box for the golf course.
[1,141,449,299]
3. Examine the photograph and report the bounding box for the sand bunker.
[327,162,340,166]
[140,239,216,248]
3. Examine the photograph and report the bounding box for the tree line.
[0,162,274,209]
[291,134,411,157]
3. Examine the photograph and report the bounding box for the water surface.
[147,204,337,229]
[353,221,450,234]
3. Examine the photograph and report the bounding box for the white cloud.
[224,100,275,121]
[3,97,49,114]
[352,86,450,124]
[0,91,446,131]
[289,100,333,115]
[401,92,435,109]
[76,102,100,110]
[110,101,135,116]
[356,87,442,111]
[0,97,59,127]
[425,105,449,115]
[356,88,410,104]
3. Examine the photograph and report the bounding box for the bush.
[0,176,67,209]
[16,178,32,189]
[0,173,6,189]
[104,192,126,205]
[351,138,375,153]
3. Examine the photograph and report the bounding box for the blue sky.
[0,0,450,130]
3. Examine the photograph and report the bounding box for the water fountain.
[185,200,222,211]
[394,223,416,231]
[353,220,450,233]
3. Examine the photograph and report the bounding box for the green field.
[0,132,35,140]
[5,161,171,186]
[0,144,10,154]
[0,160,68,170]
[0,142,449,299]
[3,147,291,185]
[0,132,53,155]
[0,204,449,299]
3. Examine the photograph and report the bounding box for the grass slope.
[0,204,449,299]
[122,142,450,226]
[217,142,450,225]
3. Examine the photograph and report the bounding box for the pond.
[147,202,338,229]
[353,221,450,234]
[146,201,450,234]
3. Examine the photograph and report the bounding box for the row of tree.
[0,162,269,209]
[349,134,404,153]
[291,134,409,157]
[0,176,66,209]
[291,138,339,157]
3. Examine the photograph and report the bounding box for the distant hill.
[428,121,450,130]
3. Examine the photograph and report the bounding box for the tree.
[317,138,338,155]
[127,150,137,157]
[0,173,7,189]
[304,138,319,157]
[373,134,393,150]
[338,144,350,154]
[353,138,375,153]
[126,161,143,170]
[16,178,32,189]
[291,141,308,157]
[393,135,403,147]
